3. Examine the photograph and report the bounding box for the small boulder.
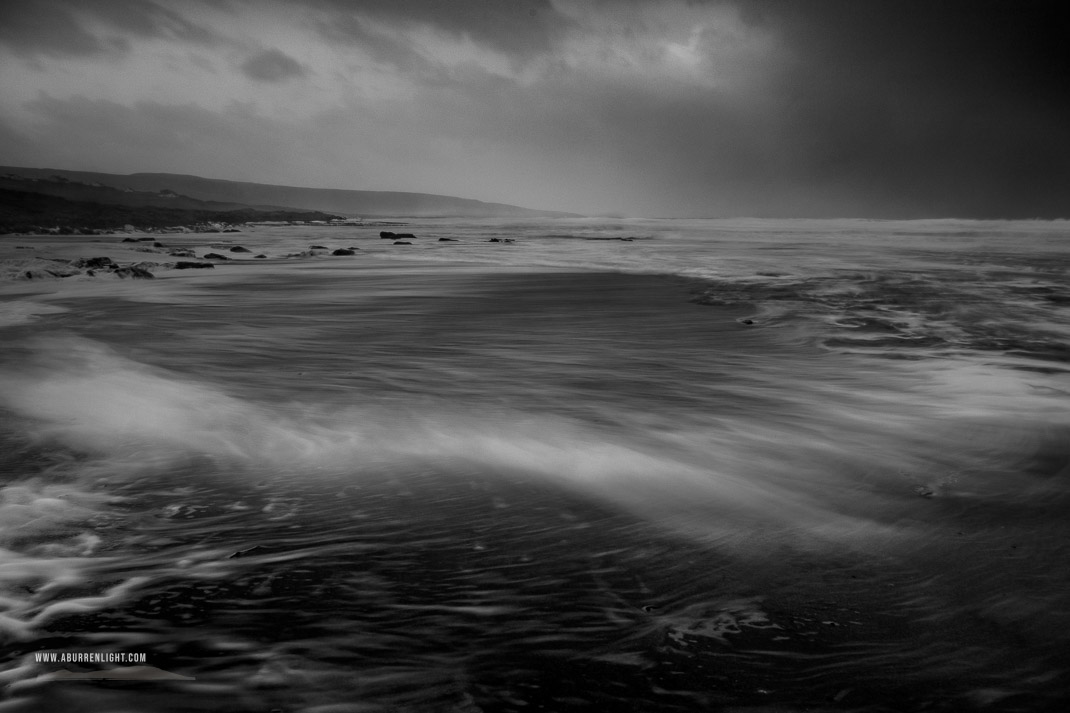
[113,266,155,279]
[223,228,241,233]
[137,237,156,242]
[168,249,196,258]
[203,253,229,260]
[310,245,328,250]
[254,254,267,259]
[332,248,356,255]
[396,233,416,238]
[393,241,412,245]
[379,231,396,239]
[121,237,139,243]
[173,261,215,269]
[438,238,458,242]
[71,256,115,269]
[230,246,252,253]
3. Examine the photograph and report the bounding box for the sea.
[1,217,1068,712]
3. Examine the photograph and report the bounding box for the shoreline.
[0,228,368,285]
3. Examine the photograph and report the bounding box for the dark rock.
[223,228,241,233]
[379,231,396,239]
[136,237,156,242]
[393,241,412,245]
[71,256,115,269]
[396,233,416,238]
[739,319,755,325]
[310,245,328,250]
[173,261,215,269]
[438,238,458,242]
[121,237,139,243]
[153,242,165,248]
[331,248,356,255]
[229,246,252,253]
[112,266,154,279]
[488,238,501,242]
[203,253,229,260]
[21,266,79,279]
[254,254,267,259]
[168,249,196,258]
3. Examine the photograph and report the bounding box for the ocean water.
[1,218,1069,712]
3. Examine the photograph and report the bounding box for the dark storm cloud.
[715,0,1070,217]
[3,0,1068,217]
[241,49,309,82]
[0,0,221,58]
[304,0,1070,216]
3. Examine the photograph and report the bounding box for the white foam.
[0,300,68,327]
[1,333,1066,561]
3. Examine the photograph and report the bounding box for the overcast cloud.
[0,0,1067,217]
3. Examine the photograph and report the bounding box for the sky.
[0,0,1068,218]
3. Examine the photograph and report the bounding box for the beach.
[2,218,1070,711]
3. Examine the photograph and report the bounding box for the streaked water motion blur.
[2,218,1069,711]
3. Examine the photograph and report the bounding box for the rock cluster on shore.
[3,256,158,281]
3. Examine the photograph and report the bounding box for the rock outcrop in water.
[203,253,229,260]
[70,256,115,269]
[332,248,357,255]
[173,261,214,269]
[112,266,154,279]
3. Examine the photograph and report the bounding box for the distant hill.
[0,166,581,218]
[0,173,299,213]
[0,188,342,233]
